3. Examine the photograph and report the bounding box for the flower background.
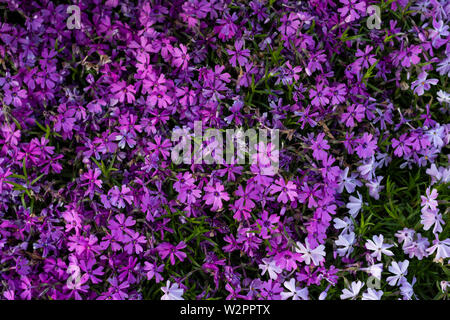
[0,0,449,300]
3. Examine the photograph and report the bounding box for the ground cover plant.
[0,0,449,300]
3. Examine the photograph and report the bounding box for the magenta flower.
[109,185,134,209]
[203,182,230,211]
[143,262,164,283]
[171,44,190,70]
[108,213,136,237]
[54,104,76,133]
[399,45,422,68]
[309,84,330,107]
[111,80,136,104]
[147,136,172,160]
[214,12,238,41]
[80,168,103,199]
[177,184,201,205]
[227,40,250,68]
[355,133,377,159]
[123,231,147,254]
[157,241,187,265]
[338,0,366,23]
[256,211,280,239]
[0,167,13,194]
[269,178,298,204]
[391,133,413,157]
[107,277,130,300]
[341,104,365,128]
[234,184,259,211]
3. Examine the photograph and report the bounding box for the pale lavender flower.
[318,284,331,300]
[399,277,416,300]
[361,263,383,280]
[387,260,409,286]
[365,234,394,261]
[411,72,438,96]
[395,228,415,246]
[403,233,429,260]
[281,278,309,300]
[426,163,442,185]
[437,90,450,105]
[259,258,282,280]
[426,238,450,262]
[338,167,362,194]
[436,55,450,76]
[362,288,383,300]
[357,156,376,180]
[340,281,364,300]
[295,239,326,266]
[365,176,384,200]
[426,125,445,148]
[161,281,184,300]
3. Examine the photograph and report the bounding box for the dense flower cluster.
[0,0,449,300]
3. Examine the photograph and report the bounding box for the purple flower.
[123,231,147,254]
[355,45,377,69]
[309,84,330,107]
[269,178,298,204]
[227,40,250,68]
[355,133,377,159]
[80,168,103,199]
[338,0,366,23]
[399,45,422,67]
[203,182,229,211]
[157,241,187,265]
[310,133,330,161]
[340,281,364,300]
[411,72,438,96]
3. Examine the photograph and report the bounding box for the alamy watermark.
[366,5,381,30]
[66,264,81,289]
[171,121,280,176]
[67,5,81,30]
